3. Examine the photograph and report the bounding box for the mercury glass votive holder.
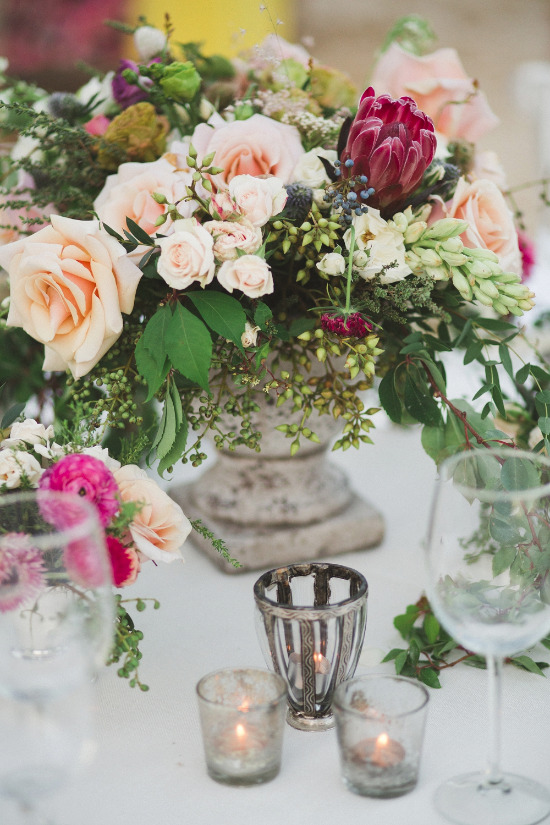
[196,667,287,786]
[253,562,368,731]
[333,675,429,798]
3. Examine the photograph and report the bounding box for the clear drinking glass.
[425,448,550,825]
[0,489,115,823]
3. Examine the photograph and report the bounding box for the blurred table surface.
[23,234,550,824]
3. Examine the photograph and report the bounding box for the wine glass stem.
[485,653,503,785]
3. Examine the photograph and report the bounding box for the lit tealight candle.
[352,732,406,769]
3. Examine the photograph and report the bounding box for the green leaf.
[254,301,273,330]
[157,418,189,476]
[535,391,550,417]
[403,365,441,426]
[394,650,408,674]
[126,217,155,246]
[135,305,173,401]
[421,424,446,462]
[538,417,550,436]
[515,363,531,384]
[166,303,213,393]
[501,456,541,491]
[187,291,246,351]
[381,648,405,663]
[418,357,446,394]
[155,392,177,460]
[498,343,514,381]
[1,402,26,429]
[378,370,402,424]
[288,317,315,337]
[423,613,440,644]
[492,546,516,577]
[463,339,484,365]
[475,317,517,332]
[530,365,550,383]
[418,668,441,688]
[510,655,547,676]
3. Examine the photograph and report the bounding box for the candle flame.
[376,732,389,748]
[238,699,250,712]
[235,723,246,739]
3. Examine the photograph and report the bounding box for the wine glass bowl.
[425,448,550,825]
[0,489,115,822]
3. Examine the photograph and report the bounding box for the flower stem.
[345,225,355,316]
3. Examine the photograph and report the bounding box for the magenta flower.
[106,535,140,588]
[321,312,372,338]
[39,454,120,528]
[340,87,436,214]
[518,230,536,281]
[0,533,45,613]
[112,59,151,108]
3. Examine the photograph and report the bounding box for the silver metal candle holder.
[253,562,368,731]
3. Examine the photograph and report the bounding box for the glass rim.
[196,667,288,709]
[253,562,368,611]
[437,448,550,501]
[333,674,430,718]
[0,489,103,550]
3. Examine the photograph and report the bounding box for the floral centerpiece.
[0,14,549,685]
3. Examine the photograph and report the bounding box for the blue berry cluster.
[323,159,375,226]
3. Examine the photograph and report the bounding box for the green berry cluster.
[107,595,160,692]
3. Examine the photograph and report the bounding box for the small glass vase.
[253,562,368,731]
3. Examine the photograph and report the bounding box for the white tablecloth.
[30,417,550,825]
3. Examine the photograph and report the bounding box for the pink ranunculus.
[228,174,287,227]
[341,87,436,214]
[93,151,197,238]
[203,218,262,262]
[39,454,120,528]
[371,43,499,143]
[216,255,274,298]
[84,114,111,136]
[432,177,521,275]
[113,465,191,564]
[191,113,304,187]
[106,535,140,587]
[0,215,143,379]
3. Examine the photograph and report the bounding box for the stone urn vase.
[171,391,384,573]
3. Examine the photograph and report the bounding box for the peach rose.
[93,145,197,237]
[433,177,521,274]
[191,113,304,187]
[217,255,274,298]
[228,175,287,227]
[157,218,215,289]
[371,43,499,142]
[203,218,262,262]
[0,214,143,379]
[114,464,191,563]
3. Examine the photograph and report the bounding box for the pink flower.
[191,114,304,187]
[216,255,274,298]
[371,43,499,143]
[39,454,120,528]
[84,114,110,136]
[228,175,287,227]
[0,533,45,613]
[340,87,436,214]
[64,538,108,589]
[321,313,372,337]
[518,231,536,281]
[106,535,140,587]
[203,219,262,262]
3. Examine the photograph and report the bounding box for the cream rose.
[114,465,191,563]
[435,178,521,275]
[371,43,499,142]
[191,114,304,186]
[346,210,412,284]
[157,218,215,289]
[0,448,42,489]
[1,419,54,448]
[93,148,197,237]
[292,148,337,189]
[316,252,346,277]
[203,219,262,262]
[0,215,143,379]
[241,322,260,348]
[216,255,274,298]
[228,175,287,227]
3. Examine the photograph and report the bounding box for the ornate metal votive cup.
[253,562,368,731]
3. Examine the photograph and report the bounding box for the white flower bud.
[404,221,427,244]
[418,248,442,267]
[316,252,346,276]
[134,25,168,60]
[390,212,408,233]
[424,218,468,240]
[241,322,261,348]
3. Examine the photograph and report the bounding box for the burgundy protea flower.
[321,312,372,338]
[39,454,120,528]
[0,533,45,613]
[340,87,436,214]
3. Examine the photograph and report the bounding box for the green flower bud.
[452,270,473,299]
[473,287,494,307]
[423,218,468,240]
[390,212,408,233]
[441,236,464,254]
[418,248,442,267]
[404,221,427,244]
[440,250,468,266]
[477,279,500,299]
[159,61,201,103]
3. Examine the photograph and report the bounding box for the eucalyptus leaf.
[492,546,516,577]
[501,456,541,491]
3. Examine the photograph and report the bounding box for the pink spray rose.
[203,219,262,262]
[340,87,436,214]
[191,113,304,187]
[0,215,143,379]
[217,255,274,298]
[39,454,120,528]
[156,218,215,289]
[228,175,287,227]
[371,43,499,143]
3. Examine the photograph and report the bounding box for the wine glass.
[0,489,115,823]
[425,448,550,825]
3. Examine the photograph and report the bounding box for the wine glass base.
[435,771,550,825]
